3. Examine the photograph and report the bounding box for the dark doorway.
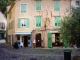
[24,36,28,47]
[55,33,60,46]
[36,34,41,47]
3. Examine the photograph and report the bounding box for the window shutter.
[23,4,25,12]
[36,1,39,10]
[36,1,41,10]
[21,4,26,12]
[54,1,60,11]
[38,1,41,10]
[26,18,29,27]
[23,4,26,12]
[36,16,38,27]
[21,4,23,12]
[18,18,21,28]
[57,16,60,26]
[54,17,57,26]
[39,16,41,27]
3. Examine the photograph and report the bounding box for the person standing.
[20,41,23,48]
[33,39,36,48]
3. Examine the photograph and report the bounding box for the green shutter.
[38,1,41,10]
[54,17,58,26]
[21,4,23,12]
[18,18,21,28]
[39,16,41,27]
[24,4,26,12]
[54,1,60,11]
[26,18,29,27]
[54,16,60,26]
[36,16,39,27]
[21,4,26,12]
[57,16,60,26]
[36,16,41,27]
[36,1,41,10]
[48,33,52,48]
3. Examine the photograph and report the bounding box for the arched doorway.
[36,33,41,47]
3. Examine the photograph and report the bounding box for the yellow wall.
[14,0,70,32]
[7,0,70,47]
[7,3,16,44]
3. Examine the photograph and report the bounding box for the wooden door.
[36,34,41,47]
[24,36,28,47]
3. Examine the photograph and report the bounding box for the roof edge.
[7,2,15,14]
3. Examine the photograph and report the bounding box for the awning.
[49,31,60,33]
[15,32,31,35]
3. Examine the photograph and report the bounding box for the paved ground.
[0,43,80,60]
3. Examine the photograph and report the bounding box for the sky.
[0,11,7,30]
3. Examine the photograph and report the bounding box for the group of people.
[14,39,36,49]
[13,41,23,49]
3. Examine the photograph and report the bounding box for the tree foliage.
[0,0,18,17]
[60,6,80,47]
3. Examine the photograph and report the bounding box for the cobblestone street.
[0,43,80,60]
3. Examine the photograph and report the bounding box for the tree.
[60,6,80,47]
[0,0,20,17]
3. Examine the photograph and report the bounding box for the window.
[21,19,26,27]
[76,1,80,5]
[54,16,60,26]
[36,16,41,27]
[18,18,29,28]
[36,1,41,10]
[54,0,60,11]
[21,4,27,12]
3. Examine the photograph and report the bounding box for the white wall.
[0,12,7,30]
